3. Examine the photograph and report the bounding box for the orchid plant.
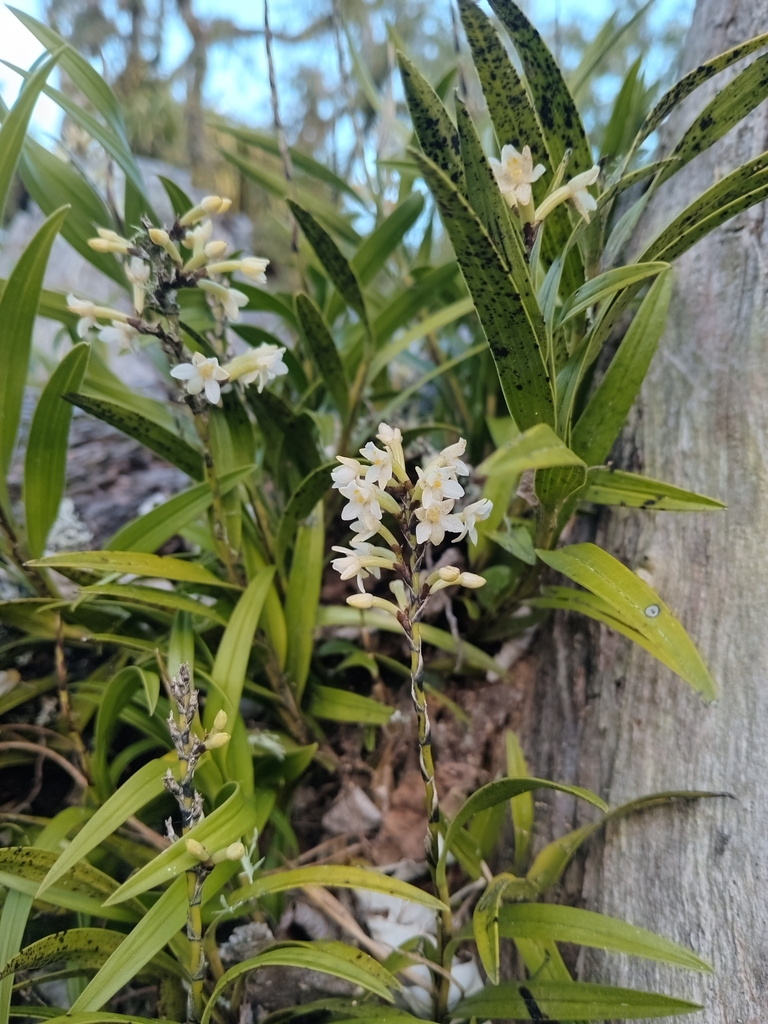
[2,1,768,1022]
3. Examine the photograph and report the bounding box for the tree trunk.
[521,2,768,1020]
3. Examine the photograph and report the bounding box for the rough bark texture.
[521,3,768,1021]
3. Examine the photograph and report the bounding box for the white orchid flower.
[332,456,363,490]
[414,499,464,546]
[455,497,494,545]
[67,294,129,338]
[206,256,270,283]
[198,279,249,321]
[331,542,396,591]
[126,256,150,314]
[224,343,288,392]
[339,477,383,530]
[170,351,230,404]
[416,463,465,507]
[360,441,393,488]
[489,144,546,209]
[535,165,600,224]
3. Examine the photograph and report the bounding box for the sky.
[0,0,695,142]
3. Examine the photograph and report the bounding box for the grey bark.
[522,2,768,1021]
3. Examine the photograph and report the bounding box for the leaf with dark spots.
[656,51,768,187]
[633,30,768,151]
[396,51,466,197]
[488,0,593,176]
[409,147,554,430]
[287,200,368,325]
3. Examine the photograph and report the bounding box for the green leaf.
[457,0,548,191]
[203,566,276,741]
[570,272,672,465]
[106,466,253,552]
[583,468,725,511]
[288,201,368,324]
[352,193,424,285]
[229,864,447,913]
[488,0,593,176]
[0,848,138,923]
[379,342,485,420]
[285,501,324,701]
[317,606,499,675]
[633,30,768,151]
[409,149,554,430]
[372,261,460,342]
[18,137,125,287]
[474,874,536,984]
[275,463,335,575]
[498,903,711,972]
[536,542,717,698]
[24,343,90,558]
[201,943,398,1024]
[81,583,226,624]
[0,929,184,982]
[656,52,768,187]
[479,423,584,478]
[308,684,393,725]
[71,875,185,1012]
[0,280,77,327]
[106,783,255,904]
[0,49,62,222]
[295,294,349,415]
[557,263,669,328]
[64,392,204,480]
[600,57,644,161]
[437,777,607,890]
[505,731,534,873]
[28,551,237,589]
[91,668,168,801]
[369,297,475,381]
[397,52,464,194]
[535,463,588,511]
[570,2,653,100]
[0,206,69,481]
[454,980,701,1019]
[158,175,193,217]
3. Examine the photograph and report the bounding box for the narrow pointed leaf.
[351,192,424,284]
[454,980,701,1019]
[410,149,554,429]
[557,263,669,328]
[295,294,349,414]
[285,501,324,701]
[64,392,204,480]
[275,463,334,576]
[287,201,367,324]
[397,51,464,193]
[0,49,61,221]
[28,551,237,589]
[506,732,534,873]
[479,423,584,478]
[0,206,69,480]
[536,542,717,698]
[498,903,711,971]
[583,468,725,511]
[474,874,535,983]
[229,864,446,912]
[24,343,90,557]
[308,684,393,725]
[488,0,593,175]
[571,272,673,465]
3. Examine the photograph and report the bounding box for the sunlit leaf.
[454,980,701,1019]
[583,468,725,511]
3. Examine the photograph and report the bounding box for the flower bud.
[186,838,210,861]
[213,709,228,732]
[205,240,229,260]
[347,593,374,609]
[201,195,224,215]
[458,572,487,589]
[226,841,245,860]
[149,228,182,264]
[438,566,462,583]
[205,731,231,750]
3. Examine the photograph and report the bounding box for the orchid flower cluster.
[489,142,600,224]
[330,422,493,607]
[66,194,288,407]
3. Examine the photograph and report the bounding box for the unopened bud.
[149,228,182,264]
[186,838,209,861]
[458,572,486,589]
[205,240,228,260]
[347,593,374,609]
[226,841,245,860]
[201,195,224,215]
[438,566,462,583]
[213,709,228,732]
[205,731,231,750]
